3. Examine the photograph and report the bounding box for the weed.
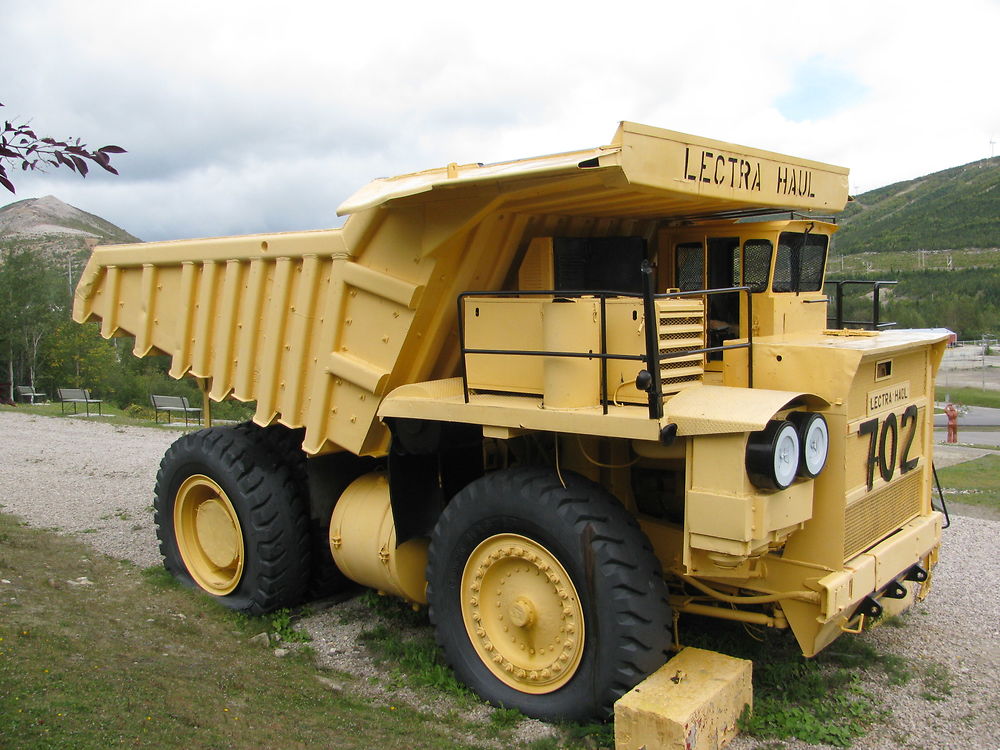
[490,707,523,731]
[919,662,954,701]
[527,739,560,750]
[359,588,427,627]
[682,617,899,747]
[561,721,615,748]
[881,654,913,686]
[267,608,311,644]
[359,624,469,696]
[140,565,182,589]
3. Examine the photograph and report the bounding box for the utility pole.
[983,334,988,390]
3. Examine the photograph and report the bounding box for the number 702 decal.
[858,404,919,491]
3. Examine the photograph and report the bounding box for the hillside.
[834,156,1000,255]
[0,195,140,262]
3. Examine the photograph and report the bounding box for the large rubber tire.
[231,421,358,599]
[426,467,671,721]
[154,425,311,614]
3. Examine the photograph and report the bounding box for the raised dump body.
[74,122,850,457]
[73,122,949,724]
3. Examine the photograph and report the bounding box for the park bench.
[15,385,47,404]
[150,394,202,426]
[57,388,103,416]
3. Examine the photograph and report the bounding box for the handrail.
[824,280,898,330]
[456,277,754,420]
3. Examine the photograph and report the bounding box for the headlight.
[746,420,800,490]
[788,411,829,478]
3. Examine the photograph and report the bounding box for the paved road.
[932,405,1000,427]
[932,405,1000,448]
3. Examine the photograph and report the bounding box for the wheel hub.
[195,498,241,568]
[173,474,245,595]
[508,597,536,629]
[461,533,584,694]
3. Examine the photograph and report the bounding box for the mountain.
[834,156,1000,255]
[0,195,140,262]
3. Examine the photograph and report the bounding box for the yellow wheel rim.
[461,533,584,694]
[174,474,245,595]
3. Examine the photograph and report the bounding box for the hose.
[677,572,819,604]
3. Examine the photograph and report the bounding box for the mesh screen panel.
[676,243,703,291]
[743,240,772,292]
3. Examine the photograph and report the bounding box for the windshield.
[772,231,827,292]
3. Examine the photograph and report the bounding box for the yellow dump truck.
[73,122,949,721]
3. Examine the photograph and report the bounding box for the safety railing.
[824,280,897,330]
[456,263,753,420]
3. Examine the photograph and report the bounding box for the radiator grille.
[656,300,704,394]
[844,472,922,559]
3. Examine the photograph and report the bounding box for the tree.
[0,246,66,394]
[0,103,125,193]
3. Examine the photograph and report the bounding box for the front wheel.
[426,468,671,721]
[154,426,311,614]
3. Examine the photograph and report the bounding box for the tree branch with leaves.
[0,103,125,193]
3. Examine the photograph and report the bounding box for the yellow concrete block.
[615,647,752,750]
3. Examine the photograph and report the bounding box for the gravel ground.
[1,410,998,750]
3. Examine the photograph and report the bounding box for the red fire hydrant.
[944,402,959,444]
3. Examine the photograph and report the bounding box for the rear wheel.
[232,421,358,599]
[154,426,310,614]
[426,467,671,721]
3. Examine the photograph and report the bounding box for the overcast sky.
[5,0,999,242]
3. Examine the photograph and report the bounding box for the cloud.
[4,0,999,239]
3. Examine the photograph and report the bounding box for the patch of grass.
[561,721,615,748]
[935,454,1000,510]
[0,511,497,750]
[266,608,312,644]
[0,402,194,431]
[919,662,954,701]
[489,707,523,731]
[936,386,1000,409]
[683,617,908,747]
[359,624,469,697]
[526,739,561,750]
[358,588,427,627]
[355,591,470,692]
[352,590,619,747]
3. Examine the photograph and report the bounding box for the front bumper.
[818,511,943,623]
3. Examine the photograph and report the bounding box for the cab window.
[742,239,772,292]
[773,232,827,292]
[675,242,703,291]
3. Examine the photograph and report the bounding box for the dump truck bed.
[73,122,849,457]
